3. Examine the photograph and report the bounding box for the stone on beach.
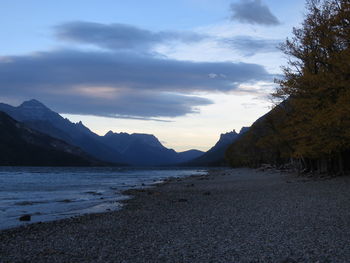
[2,168,350,262]
[18,215,31,221]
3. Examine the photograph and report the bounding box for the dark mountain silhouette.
[101,131,203,166]
[176,149,204,163]
[186,127,249,166]
[0,100,203,166]
[0,111,99,166]
[0,100,126,164]
[225,101,293,168]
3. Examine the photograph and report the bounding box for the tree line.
[226,0,350,175]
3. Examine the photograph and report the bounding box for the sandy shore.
[1,168,350,262]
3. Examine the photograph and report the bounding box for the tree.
[274,0,350,174]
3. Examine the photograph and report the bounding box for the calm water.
[0,167,207,230]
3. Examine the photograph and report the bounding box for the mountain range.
[0,100,205,166]
[0,111,99,166]
[0,100,127,164]
[101,131,203,166]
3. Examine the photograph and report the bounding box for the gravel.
[1,168,350,262]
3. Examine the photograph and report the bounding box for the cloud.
[230,0,280,26]
[224,36,281,56]
[0,49,272,118]
[55,21,205,52]
[50,90,213,119]
[0,20,276,119]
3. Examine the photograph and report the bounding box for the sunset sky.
[0,0,306,151]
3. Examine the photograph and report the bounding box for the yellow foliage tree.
[274,0,350,174]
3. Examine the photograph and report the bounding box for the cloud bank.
[230,0,280,26]
[55,22,205,52]
[0,49,271,118]
[0,19,277,119]
[224,36,281,56]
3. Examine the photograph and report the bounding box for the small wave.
[14,201,49,206]
[84,191,103,196]
[57,199,73,203]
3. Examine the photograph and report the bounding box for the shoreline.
[0,171,209,232]
[1,168,350,262]
[0,167,208,231]
[0,171,211,236]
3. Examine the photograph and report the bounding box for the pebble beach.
[1,168,350,262]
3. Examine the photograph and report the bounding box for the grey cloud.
[224,36,281,56]
[48,91,212,119]
[0,50,271,118]
[55,22,205,52]
[230,0,280,26]
[0,50,270,92]
[55,21,281,57]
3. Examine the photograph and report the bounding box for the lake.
[0,167,207,230]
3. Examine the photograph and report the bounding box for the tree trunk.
[337,152,344,176]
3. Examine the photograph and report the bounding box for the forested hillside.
[226,0,350,175]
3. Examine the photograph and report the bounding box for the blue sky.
[0,0,306,151]
[2,0,232,55]
[1,0,304,54]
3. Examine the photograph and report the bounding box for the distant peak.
[132,133,156,138]
[219,130,239,143]
[76,121,86,127]
[20,99,48,109]
[239,126,250,134]
[220,130,237,137]
[105,130,115,136]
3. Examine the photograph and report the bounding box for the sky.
[0,0,306,151]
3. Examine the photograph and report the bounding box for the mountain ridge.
[0,99,204,166]
[0,100,127,164]
[185,127,249,166]
[101,131,203,166]
[0,111,100,166]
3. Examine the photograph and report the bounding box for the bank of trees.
[226,0,350,175]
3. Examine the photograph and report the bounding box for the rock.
[147,191,161,196]
[203,191,211,196]
[178,199,188,202]
[59,199,72,203]
[19,214,31,221]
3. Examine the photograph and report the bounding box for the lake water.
[0,167,207,230]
